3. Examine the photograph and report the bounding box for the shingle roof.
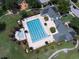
[41,5,75,41]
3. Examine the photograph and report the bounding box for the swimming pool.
[27,19,48,42]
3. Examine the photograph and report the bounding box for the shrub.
[50,27,56,33]
[50,45,55,49]
[44,16,49,21]
[1,57,8,59]
[0,9,4,17]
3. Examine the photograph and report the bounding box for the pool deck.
[22,14,59,49]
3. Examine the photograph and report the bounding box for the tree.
[0,22,6,32]
[71,0,78,3]
[50,0,58,4]
[70,17,79,34]
[2,0,20,11]
[0,9,4,16]
[44,16,49,21]
[26,0,41,8]
[2,0,16,10]
[58,0,69,15]
[1,5,7,11]
[70,17,79,29]
[1,57,8,59]
[20,10,28,18]
[50,27,56,33]
[74,35,79,40]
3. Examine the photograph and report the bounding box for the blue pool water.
[27,19,48,42]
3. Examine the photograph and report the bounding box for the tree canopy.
[70,17,79,29]
[50,0,58,4]
[50,27,56,33]
[26,0,41,8]
[50,0,69,15]
[58,0,69,14]
[20,10,28,18]
[2,0,16,10]
[0,22,6,32]
[1,0,20,11]
[69,17,79,34]
[1,0,41,11]
[71,0,78,3]
[0,9,4,16]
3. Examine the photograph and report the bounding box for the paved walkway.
[0,10,13,19]
[48,40,79,59]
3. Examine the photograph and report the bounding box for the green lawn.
[55,48,79,59]
[0,14,79,59]
[0,14,26,59]
[61,14,73,22]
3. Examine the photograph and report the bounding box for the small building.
[18,0,28,11]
